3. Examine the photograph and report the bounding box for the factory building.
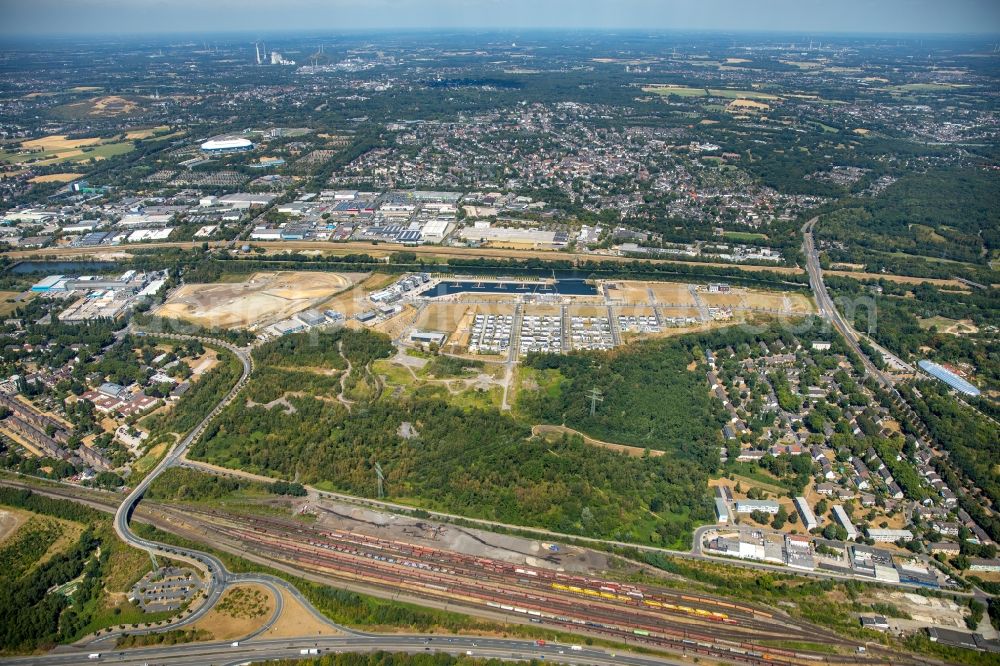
[31,275,68,292]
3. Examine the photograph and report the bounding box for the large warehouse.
[200,137,254,154]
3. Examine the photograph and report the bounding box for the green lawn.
[722,231,768,242]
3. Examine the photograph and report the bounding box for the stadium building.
[200,137,254,154]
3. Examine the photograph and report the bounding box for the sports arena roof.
[200,137,254,152]
[918,360,980,397]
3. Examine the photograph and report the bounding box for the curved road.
[99,332,373,645]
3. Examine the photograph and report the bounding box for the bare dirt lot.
[189,584,275,640]
[309,499,618,575]
[259,588,342,640]
[155,271,361,329]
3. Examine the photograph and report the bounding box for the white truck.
[87,655,101,661]
[300,648,320,655]
[231,641,240,647]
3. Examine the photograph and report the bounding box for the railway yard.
[0,474,932,665]
[140,496,916,666]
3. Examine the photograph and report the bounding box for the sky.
[1,0,999,36]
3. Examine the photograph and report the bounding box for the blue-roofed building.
[31,275,66,292]
[918,360,980,397]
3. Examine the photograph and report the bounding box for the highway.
[5,635,691,666]
[802,217,893,388]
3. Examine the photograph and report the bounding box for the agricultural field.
[0,133,134,167]
[643,84,781,101]
[28,172,83,183]
[155,271,361,330]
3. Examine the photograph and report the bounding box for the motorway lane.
[801,218,893,388]
[6,636,687,666]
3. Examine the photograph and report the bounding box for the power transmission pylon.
[375,462,385,499]
[586,387,604,416]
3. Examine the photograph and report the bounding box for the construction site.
[154,271,364,331]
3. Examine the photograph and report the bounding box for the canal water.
[424,278,597,297]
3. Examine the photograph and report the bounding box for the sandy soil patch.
[156,271,358,330]
[0,508,26,544]
[415,302,472,339]
[90,95,139,115]
[825,270,967,289]
[647,282,698,306]
[374,303,419,340]
[189,584,275,641]
[879,591,967,629]
[29,172,84,183]
[567,304,611,317]
[258,588,342,640]
[533,424,663,457]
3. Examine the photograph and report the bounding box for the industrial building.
[917,360,980,397]
[31,275,67,292]
[411,330,447,346]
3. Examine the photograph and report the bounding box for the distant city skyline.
[1,0,999,37]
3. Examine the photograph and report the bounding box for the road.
[102,332,272,643]
[5,636,690,666]
[802,218,893,388]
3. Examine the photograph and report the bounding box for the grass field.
[0,291,28,317]
[125,125,170,140]
[722,231,768,241]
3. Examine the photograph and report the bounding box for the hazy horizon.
[1,0,998,37]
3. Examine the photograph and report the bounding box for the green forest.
[817,167,999,272]
[0,488,170,653]
[902,381,1000,541]
[190,329,723,546]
